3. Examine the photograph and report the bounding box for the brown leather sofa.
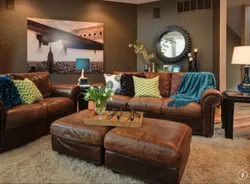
[0,72,80,152]
[107,72,223,137]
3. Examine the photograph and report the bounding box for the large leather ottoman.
[50,110,111,165]
[104,118,192,184]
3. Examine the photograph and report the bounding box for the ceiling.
[102,0,160,4]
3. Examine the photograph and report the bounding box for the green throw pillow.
[133,76,162,98]
[12,78,43,104]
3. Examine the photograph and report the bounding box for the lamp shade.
[76,58,90,70]
[232,46,250,65]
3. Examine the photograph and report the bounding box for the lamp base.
[78,69,89,87]
[238,66,250,95]
[78,77,90,87]
[238,83,250,95]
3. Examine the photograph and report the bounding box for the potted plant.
[84,86,114,118]
[128,41,155,72]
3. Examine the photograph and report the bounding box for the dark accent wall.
[0,0,137,84]
[137,0,214,72]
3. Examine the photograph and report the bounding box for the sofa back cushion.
[114,71,172,98]
[0,75,21,109]
[10,72,51,97]
[119,73,146,97]
[113,71,144,75]
[144,72,172,97]
[13,78,43,104]
[170,72,185,96]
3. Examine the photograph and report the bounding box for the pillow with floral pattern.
[104,74,121,94]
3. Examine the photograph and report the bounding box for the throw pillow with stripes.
[12,78,43,104]
[133,76,162,98]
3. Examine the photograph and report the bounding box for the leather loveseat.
[107,72,223,137]
[0,72,80,152]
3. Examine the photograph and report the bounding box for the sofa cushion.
[119,73,146,97]
[11,72,51,98]
[104,118,192,167]
[50,110,112,146]
[113,71,144,75]
[170,72,184,96]
[133,76,161,98]
[0,75,21,109]
[144,72,172,97]
[13,79,43,104]
[129,97,164,114]
[162,98,202,118]
[6,103,47,130]
[39,97,74,124]
[104,74,121,94]
[107,95,131,109]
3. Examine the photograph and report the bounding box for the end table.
[221,91,250,139]
[78,86,90,111]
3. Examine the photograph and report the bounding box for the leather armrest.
[50,85,80,112]
[201,89,223,107]
[200,89,223,137]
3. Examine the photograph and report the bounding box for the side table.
[221,91,250,139]
[78,86,90,111]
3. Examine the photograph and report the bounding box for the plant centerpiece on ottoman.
[84,86,114,117]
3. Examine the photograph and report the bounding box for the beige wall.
[226,0,250,90]
[0,0,137,84]
[227,0,250,37]
[213,0,220,88]
[137,0,214,72]
[227,26,241,90]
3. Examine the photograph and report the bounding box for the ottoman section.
[104,118,192,184]
[50,110,111,165]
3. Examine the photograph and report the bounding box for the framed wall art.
[27,18,104,74]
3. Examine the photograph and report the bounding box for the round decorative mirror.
[153,26,191,63]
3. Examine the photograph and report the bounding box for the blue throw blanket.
[168,72,216,108]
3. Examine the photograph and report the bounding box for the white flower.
[105,88,108,93]
[98,86,101,89]
[103,93,107,97]
[128,44,133,48]
[90,86,94,90]
[85,93,90,97]
[109,97,113,101]
[97,99,101,104]
[111,92,115,96]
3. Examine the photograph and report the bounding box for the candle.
[188,53,192,57]
[194,48,198,53]
[189,57,193,61]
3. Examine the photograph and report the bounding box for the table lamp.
[232,46,250,95]
[76,58,90,86]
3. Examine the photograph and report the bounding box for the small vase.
[144,64,149,72]
[148,65,152,72]
[94,102,107,119]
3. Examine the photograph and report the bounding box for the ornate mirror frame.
[153,25,191,63]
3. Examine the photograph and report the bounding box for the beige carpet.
[0,125,250,184]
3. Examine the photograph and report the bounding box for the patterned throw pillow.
[13,78,43,104]
[0,75,21,109]
[104,74,121,94]
[133,76,162,98]
[120,74,146,97]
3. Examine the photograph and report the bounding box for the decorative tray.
[84,111,143,128]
